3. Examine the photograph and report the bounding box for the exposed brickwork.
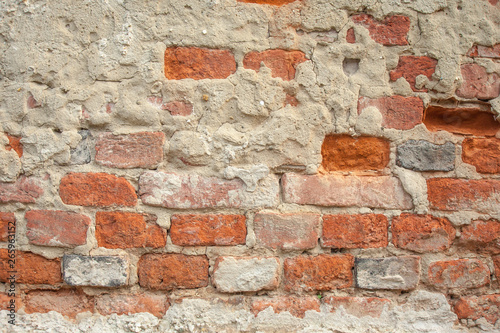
[355,256,420,290]
[428,259,490,289]
[238,0,299,4]
[389,56,438,92]
[95,293,169,318]
[5,134,22,157]
[346,28,356,43]
[24,289,94,318]
[63,255,129,287]
[462,137,500,174]
[324,296,391,318]
[322,214,388,249]
[357,96,424,130]
[243,49,307,80]
[396,140,455,172]
[467,44,500,59]
[251,296,320,318]
[454,295,500,325]
[0,250,62,284]
[351,14,410,46]
[0,212,15,242]
[456,64,500,100]
[163,101,193,116]
[0,177,43,203]
[460,219,500,254]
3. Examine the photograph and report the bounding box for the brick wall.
[1,0,500,331]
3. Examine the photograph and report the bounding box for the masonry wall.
[1,0,500,332]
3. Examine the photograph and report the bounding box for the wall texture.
[1,0,500,332]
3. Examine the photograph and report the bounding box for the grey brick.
[70,130,92,165]
[63,254,128,287]
[396,140,455,171]
[355,256,420,290]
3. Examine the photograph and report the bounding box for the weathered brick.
[238,0,299,5]
[396,140,455,172]
[164,47,236,80]
[95,132,165,169]
[27,94,41,109]
[59,172,137,207]
[454,295,500,325]
[63,255,128,287]
[423,105,500,136]
[462,137,500,174]
[460,219,500,254]
[163,101,193,116]
[389,56,438,92]
[351,14,410,46]
[321,135,390,172]
[138,254,209,290]
[170,214,246,246]
[139,171,279,209]
[427,178,500,213]
[24,289,94,318]
[428,259,490,289]
[5,134,22,157]
[96,293,169,318]
[251,296,320,318]
[494,255,500,280]
[0,250,62,284]
[0,212,15,242]
[284,254,354,292]
[70,130,91,165]
[25,210,90,248]
[96,211,166,249]
[0,176,43,203]
[357,96,424,130]
[284,94,299,107]
[324,296,391,318]
[346,28,356,43]
[243,49,307,80]
[456,64,500,100]
[322,214,388,249]
[392,214,455,253]
[355,256,420,290]
[213,257,280,292]
[467,44,500,59]
[254,212,320,251]
[282,173,413,209]
[0,292,13,311]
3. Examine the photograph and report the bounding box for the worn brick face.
[63,255,129,287]
[462,137,500,174]
[95,132,165,169]
[428,259,490,289]
[238,0,299,4]
[324,296,391,318]
[164,47,236,80]
[454,295,500,325]
[96,293,169,318]
[456,64,500,100]
[355,256,420,290]
[460,219,500,254]
[138,254,209,290]
[251,296,320,318]
[243,49,307,80]
[24,289,94,319]
[5,134,22,157]
[357,96,424,130]
[351,14,410,46]
[389,56,438,92]
[322,214,388,249]
[392,214,455,253]
[59,172,137,207]
[96,211,166,249]
[0,177,43,203]
[0,250,62,284]
[396,140,455,172]
[467,44,500,59]
[284,254,354,292]
[253,212,320,250]
[0,212,15,242]
[321,135,390,172]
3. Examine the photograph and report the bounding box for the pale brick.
[355,256,420,290]
[63,255,128,287]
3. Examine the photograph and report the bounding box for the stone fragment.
[243,49,307,80]
[396,140,455,172]
[456,64,500,100]
[0,148,21,182]
[355,256,420,290]
[351,14,410,46]
[324,296,391,318]
[224,165,269,192]
[358,96,424,130]
[389,56,438,92]
[251,296,320,318]
[96,293,169,318]
[70,130,91,165]
[428,259,490,289]
[63,255,129,287]
[462,137,500,174]
[0,250,62,284]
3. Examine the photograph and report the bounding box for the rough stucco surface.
[1,0,500,332]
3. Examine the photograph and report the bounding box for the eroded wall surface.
[1,0,500,332]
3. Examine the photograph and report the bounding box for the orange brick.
[96,293,169,318]
[0,250,62,284]
[428,259,490,289]
[5,134,22,157]
[322,214,388,249]
[24,289,93,319]
[59,172,137,207]
[284,254,354,292]
[351,14,410,46]
[460,219,500,254]
[324,296,390,318]
[96,212,166,249]
[462,137,500,174]
[392,213,455,253]
[389,56,438,92]
[251,296,320,318]
[170,214,246,246]
[0,212,15,242]
[243,49,307,80]
[454,295,500,325]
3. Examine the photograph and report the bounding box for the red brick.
[24,289,93,319]
[0,176,43,203]
[460,219,500,254]
[389,56,438,92]
[282,173,413,209]
[454,295,500,325]
[284,254,354,292]
[427,178,500,213]
[96,211,166,249]
[164,47,236,80]
[96,293,169,318]
[238,0,299,4]
[27,94,41,109]
[163,101,193,116]
[321,135,390,172]
[243,49,307,81]
[456,64,500,100]
[357,96,424,130]
[428,259,490,289]
[322,214,388,249]
[95,132,165,169]
[489,0,499,5]
[26,210,90,247]
[284,94,299,107]
[59,173,137,207]
[251,296,320,318]
[0,212,15,242]
[254,212,320,250]
[170,214,246,246]
[0,292,12,311]
[323,296,390,318]
[392,213,455,253]
[467,44,500,59]
[423,105,500,136]
[346,28,356,43]
[462,137,500,174]
[494,255,500,280]
[5,134,22,157]
[138,254,209,290]
[351,14,410,46]
[0,250,62,284]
